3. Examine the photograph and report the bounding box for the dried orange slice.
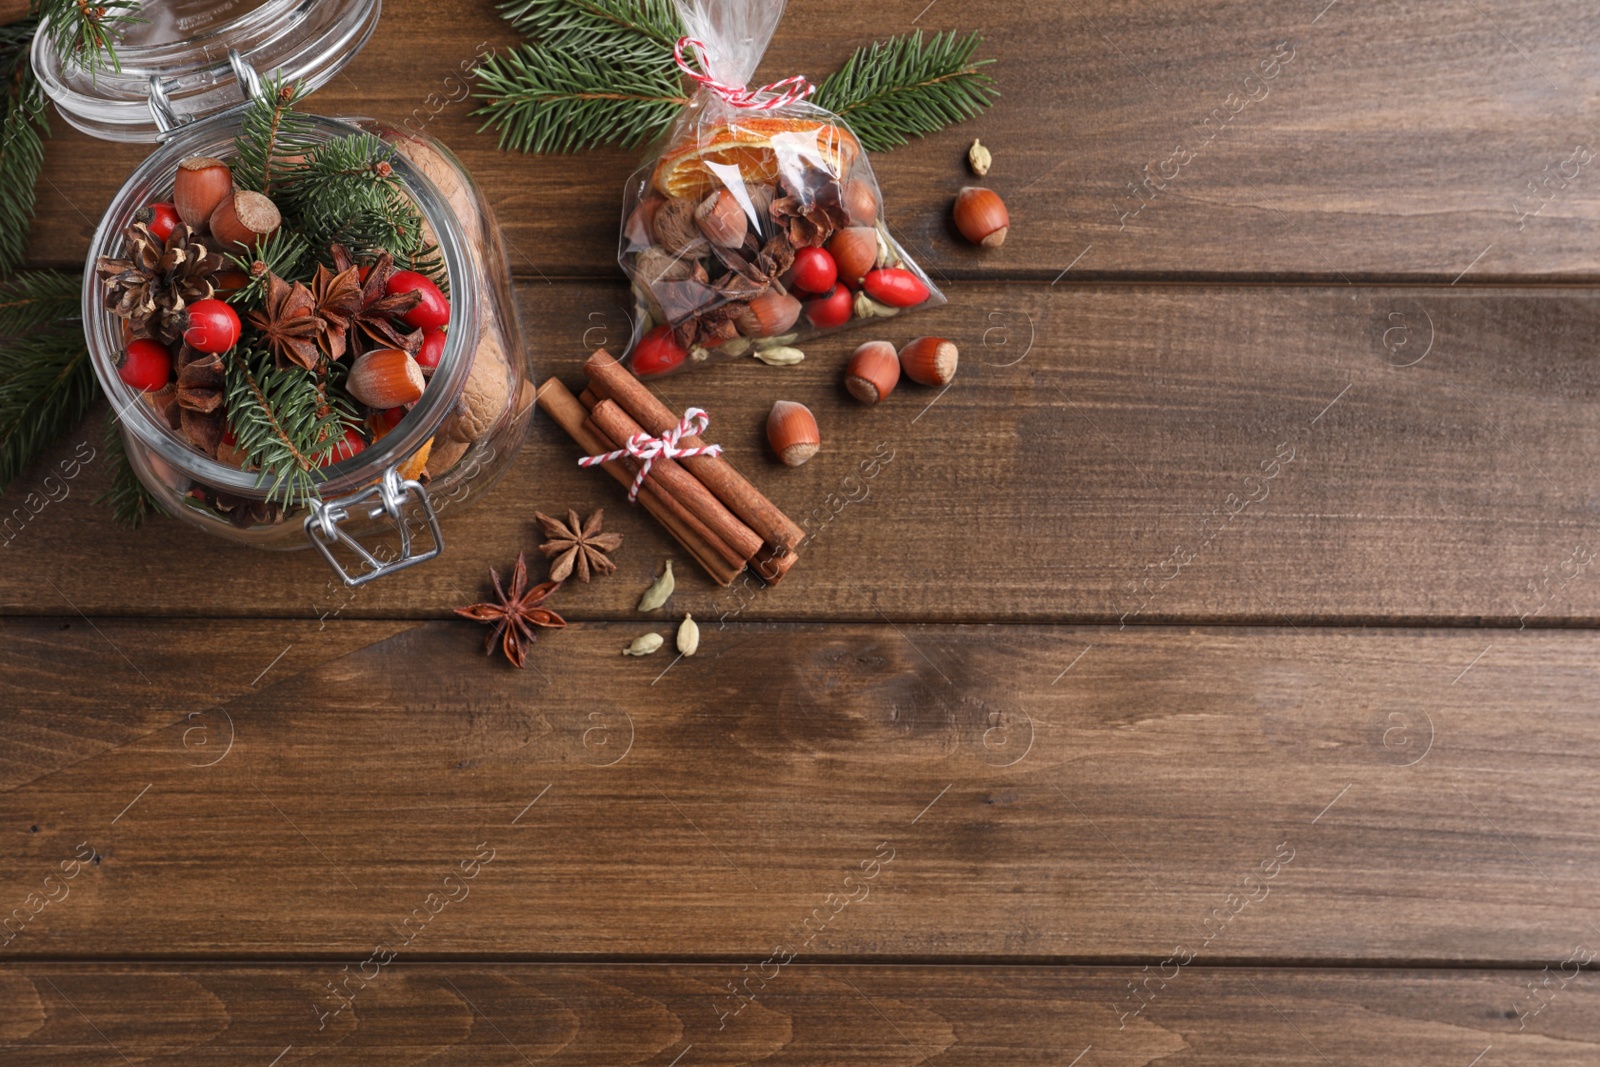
[652,117,861,200]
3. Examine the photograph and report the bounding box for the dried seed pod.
[677,614,700,656]
[844,341,900,404]
[968,139,992,176]
[752,345,805,366]
[695,189,748,248]
[899,336,959,387]
[208,190,280,253]
[624,633,665,656]
[174,156,233,230]
[853,290,900,319]
[767,400,820,467]
[637,560,675,611]
[347,348,426,408]
[653,197,708,257]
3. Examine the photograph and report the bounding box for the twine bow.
[674,37,815,110]
[578,407,723,502]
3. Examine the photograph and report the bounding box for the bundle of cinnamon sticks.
[536,351,803,586]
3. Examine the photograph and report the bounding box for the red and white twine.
[578,407,723,502]
[673,37,814,110]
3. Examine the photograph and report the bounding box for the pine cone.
[95,222,226,344]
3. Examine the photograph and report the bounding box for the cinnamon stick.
[588,399,766,563]
[535,379,742,586]
[585,350,807,554]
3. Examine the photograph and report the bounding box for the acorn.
[347,348,426,408]
[844,341,900,405]
[695,188,748,248]
[826,226,878,285]
[766,400,820,467]
[173,156,233,230]
[208,190,280,253]
[899,336,959,386]
[953,186,1009,248]
[737,291,801,338]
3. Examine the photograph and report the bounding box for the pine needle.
[815,31,996,152]
[0,271,96,493]
[474,44,686,154]
[474,2,996,157]
[224,346,354,506]
[95,416,159,526]
[497,0,680,56]
[1,19,48,279]
[32,0,142,80]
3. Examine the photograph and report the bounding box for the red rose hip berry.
[385,271,451,330]
[118,338,172,392]
[861,268,929,308]
[789,246,838,294]
[138,202,180,243]
[181,298,241,353]
[631,325,687,377]
[319,428,367,467]
[416,327,446,372]
[804,285,853,329]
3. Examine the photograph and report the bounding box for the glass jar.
[34,3,534,584]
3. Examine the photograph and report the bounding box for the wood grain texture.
[0,964,1578,1065]
[6,283,1600,623]
[2,620,1595,963]
[22,0,1600,280]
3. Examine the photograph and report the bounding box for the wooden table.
[8,0,1600,1062]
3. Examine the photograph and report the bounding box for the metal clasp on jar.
[304,468,444,587]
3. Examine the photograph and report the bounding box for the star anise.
[453,553,566,668]
[309,261,364,361]
[536,508,623,583]
[248,273,323,370]
[331,245,424,356]
[770,187,848,248]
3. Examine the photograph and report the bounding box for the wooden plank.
[0,963,1578,1065]
[6,283,1600,623]
[0,619,416,796]
[2,620,1597,963]
[23,0,1600,280]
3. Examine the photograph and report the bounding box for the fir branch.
[231,75,315,195]
[473,44,685,154]
[815,31,996,152]
[0,270,95,492]
[224,346,353,506]
[1,18,48,278]
[31,0,141,79]
[497,0,680,58]
[225,227,310,312]
[95,416,158,526]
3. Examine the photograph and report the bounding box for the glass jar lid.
[31,0,381,142]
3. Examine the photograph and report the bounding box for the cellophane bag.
[617,0,945,377]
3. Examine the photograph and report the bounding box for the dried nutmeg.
[953,186,1009,248]
[209,190,280,253]
[736,291,801,338]
[899,336,959,387]
[633,245,696,285]
[767,400,820,467]
[826,226,877,286]
[174,156,233,230]
[347,348,426,408]
[694,189,748,248]
[653,196,709,257]
[844,340,900,405]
